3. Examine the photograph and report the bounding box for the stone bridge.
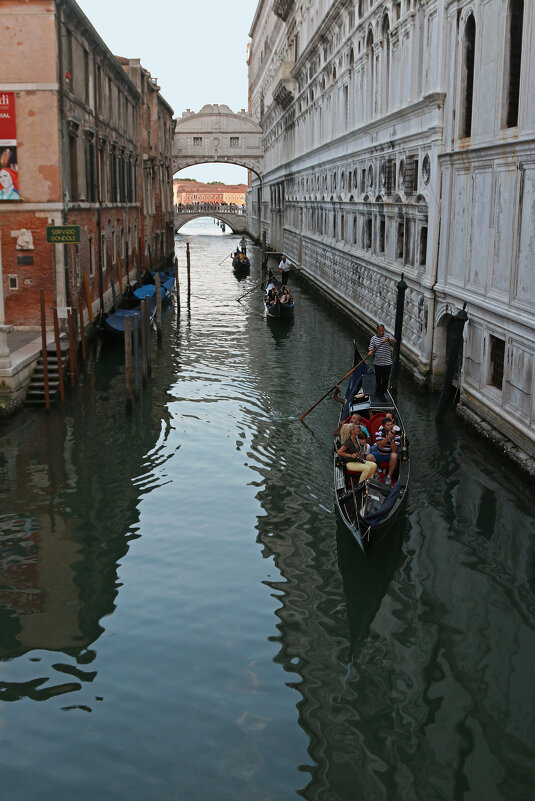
[174,204,248,234]
[173,104,264,178]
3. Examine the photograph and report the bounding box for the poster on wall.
[0,91,19,200]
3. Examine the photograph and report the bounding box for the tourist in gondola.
[371,417,400,485]
[266,286,278,307]
[279,285,291,304]
[368,323,396,399]
[333,412,369,439]
[337,424,377,483]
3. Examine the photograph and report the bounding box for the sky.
[76,0,256,183]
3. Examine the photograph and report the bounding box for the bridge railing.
[174,203,246,215]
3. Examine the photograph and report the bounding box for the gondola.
[232,250,250,273]
[264,275,295,318]
[334,344,409,555]
[102,271,174,340]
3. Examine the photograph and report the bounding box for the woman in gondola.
[337,425,377,483]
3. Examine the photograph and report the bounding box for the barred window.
[489,336,505,390]
[230,137,239,148]
[193,137,202,147]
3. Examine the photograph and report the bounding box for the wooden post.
[186,242,191,297]
[67,308,78,385]
[145,295,152,377]
[116,255,124,293]
[124,315,133,413]
[83,273,93,323]
[262,230,267,269]
[133,314,140,398]
[140,299,147,387]
[77,296,87,362]
[155,272,162,342]
[40,289,50,410]
[52,308,65,403]
[174,256,180,311]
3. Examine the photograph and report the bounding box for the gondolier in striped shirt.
[368,324,396,399]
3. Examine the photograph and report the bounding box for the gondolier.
[368,324,396,399]
[278,255,290,285]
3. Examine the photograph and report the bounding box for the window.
[364,218,372,249]
[404,157,418,195]
[8,275,18,290]
[489,335,505,390]
[419,226,428,266]
[503,0,524,128]
[84,50,90,105]
[460,15,476,138]
[89,235,95,277]
[85,136,97,202]
[230,137,239,148]
[101,233,106,272]
[68,134,78,201]
[396,220,405,260]
[193,137,202,147]
[378,218,385,254]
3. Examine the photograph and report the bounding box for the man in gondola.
[368,324,396,400]
[239,236,247,254]
[278,255,290,286]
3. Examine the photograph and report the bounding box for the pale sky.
[76,0,255,183]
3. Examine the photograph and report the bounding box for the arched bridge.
[173,104,263,178]
[174,204,247,234]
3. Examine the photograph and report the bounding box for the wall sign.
[46,225,81,244]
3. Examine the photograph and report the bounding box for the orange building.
[173,181,247,207]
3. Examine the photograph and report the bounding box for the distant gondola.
[334,345,409,555]
[264,275,294,318]
[232,250,250,274]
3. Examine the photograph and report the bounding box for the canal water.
[1,217,534,801]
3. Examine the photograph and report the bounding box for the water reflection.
[0,334,175,702]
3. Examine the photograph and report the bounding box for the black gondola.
[334,345,409,555]
[232,250,250,273]
[264,275,294,318]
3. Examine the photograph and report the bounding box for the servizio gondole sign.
[46,225,81,243]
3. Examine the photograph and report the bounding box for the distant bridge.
[174,204,247,234]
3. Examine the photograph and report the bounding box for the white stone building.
[247,0,534,467]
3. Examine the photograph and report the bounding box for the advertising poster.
[0,91,19,200]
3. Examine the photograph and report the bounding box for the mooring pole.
[390,273,408,393]
[262,230,267,269]
[83,273,93,323]
[436,303,469,423]
[52,307,65,403]
[133,314,140,399]
[186,242,191,298]
[174,256,180,311]
[40,290,50,410]
[155,272,162,343]
[140,298,147,388]
[77,296,86,362]
[124,315,133,413]
[145,296,152,377]
[67,308,78,385]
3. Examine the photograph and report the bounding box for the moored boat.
[264,275,294,318]
[334,345,409,555]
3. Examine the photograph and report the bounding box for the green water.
[1,218,534,801]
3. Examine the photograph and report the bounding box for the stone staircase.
[24,338,71,405]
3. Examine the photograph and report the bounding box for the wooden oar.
[298,344,382,422]
[236,278,265,303]
[219,252,233,266]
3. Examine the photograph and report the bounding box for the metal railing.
[174,203,246,215]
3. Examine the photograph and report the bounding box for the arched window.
[460,15,476,138]
[382,15,391,114]
[367,31,374,119]
[503,0,524,128]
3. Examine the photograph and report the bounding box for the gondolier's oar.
[219,253,233,266]
[298,344,382,422]
[236,278,265,303]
